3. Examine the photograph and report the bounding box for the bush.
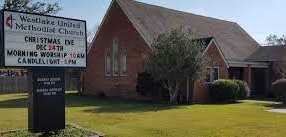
[234,80,249,99]
[271,79,286,104]
[136,72,155,96]
[136,72,169,100]
[209,79,249,102]
[97,92,106,98]
[209,79,240,102]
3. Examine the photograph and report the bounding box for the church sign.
[2,10,87,67]
[0,10,87,132]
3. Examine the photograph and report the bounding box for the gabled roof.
[115,0,260,62]
[247,46,286,62]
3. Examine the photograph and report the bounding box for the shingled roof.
[114,0,260,63]
[247,46,286,62]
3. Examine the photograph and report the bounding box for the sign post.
[1,10,87,132]
[29,68,65,132]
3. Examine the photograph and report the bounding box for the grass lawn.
[0,93,286,137]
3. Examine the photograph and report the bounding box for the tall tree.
[273,62,286,79]
[266,34,286,46]
[87,25,99,43]
[145,28,207,104]
[2,0,61,15]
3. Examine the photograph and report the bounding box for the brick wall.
[85,2,230,102]
[193,41,229,103]
[84,2,151,98]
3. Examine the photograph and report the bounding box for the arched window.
[120,48,128,76]
[105,48,111,76]
[112,39,119,76]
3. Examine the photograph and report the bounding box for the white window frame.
[112,38,119,77]
[206,66,220,83]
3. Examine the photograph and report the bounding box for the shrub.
[209,79,239,102]
[271,79,286,104]
[234,80,249,99]
[97,92,106,98]
[136,72,155,96]
[136,72,169,100]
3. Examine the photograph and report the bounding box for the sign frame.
[0,9,88,69]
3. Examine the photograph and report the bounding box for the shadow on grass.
[0,93,180,113]
[263,103,286,109]
[66,93,179,113]
[193,101,243,106]
[82,103,178,113]
[0,97,27,108]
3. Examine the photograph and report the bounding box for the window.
[105,48,111,76]
[107,38,128,78]
[120,48,128,76]
[112,39,119,76]
[206,67,219,82]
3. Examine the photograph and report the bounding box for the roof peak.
[113,0,259,61]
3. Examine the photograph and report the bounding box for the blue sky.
[3,0,285,44]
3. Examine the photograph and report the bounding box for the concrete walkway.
[267,108,286,114]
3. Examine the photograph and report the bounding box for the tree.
[266,34,286,46]
[145,28,207,104]
[273,62,286,79]
[87,25,99,43]
[2,0,61,15]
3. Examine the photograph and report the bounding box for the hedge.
[234,80,249,99]
[209,79,248,103]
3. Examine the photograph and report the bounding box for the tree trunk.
[186,79,195,104]
[189,80,194,104]
[186,78,190,104]
[163,81,181,104]
[170,92,178,104]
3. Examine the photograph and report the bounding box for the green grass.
[0,93,286,137]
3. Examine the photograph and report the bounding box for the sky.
[3,0,285,44]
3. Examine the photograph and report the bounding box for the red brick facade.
[193,41,229,102]
[205,41,229,79]
[84,2,151,98]
[85,1,269,102]
[84,1,233,102]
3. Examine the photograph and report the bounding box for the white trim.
[206,66,220,82]
[203,38,230,68]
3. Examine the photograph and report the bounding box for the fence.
[0,70,81,93]
[0,76,29,93]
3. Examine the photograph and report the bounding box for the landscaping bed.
[0,124,103,137]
